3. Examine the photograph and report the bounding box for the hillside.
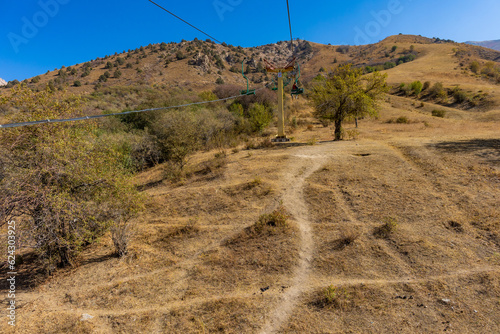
[1,35,500,333]
[466,39,500,52]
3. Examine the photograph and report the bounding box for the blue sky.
[1,0,499,82]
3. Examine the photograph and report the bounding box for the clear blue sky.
[1,0,499,82]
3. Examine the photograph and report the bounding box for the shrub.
[384,62,396,70]
[391,45,398,52]
[252,205,289,234]
[423,81,431,91]
[470,61,480,74]
[199,91,218,101]
[432,109,446,118]
[73,80,82,87]
[114,69,122,78]
[396,116,409,123]
[429,82,448,102]
[0,85,143,270]
[31,76,41,84]
[452,87,469,103]
[149,111,200,170]
[215,77,225,85]
[247,103,272,132]
[374,217,398,238]
[111,219,135,257]
[176,51,186,60]
[409,81,423,95]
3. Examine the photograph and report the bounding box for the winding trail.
[259,145,329,334]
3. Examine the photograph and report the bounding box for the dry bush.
[332,227,361,250]
[111,218,135,257]
[374,217,398,238]
[432,109,447,118]
[251,205,290,235]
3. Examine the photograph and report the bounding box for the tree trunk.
[334,118,343,141]
[355,117,358,128]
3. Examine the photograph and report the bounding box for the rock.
[440,298,451,304]
[0,78,7,86]
[80,313,94,321]
[260,286,270,293]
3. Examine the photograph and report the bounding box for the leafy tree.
[0,85,143,270]
[105,61,113,69]
[114,69,122,78]
[310,64,388,140]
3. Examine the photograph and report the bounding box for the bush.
[114,69,122,78]
[215,77,225,85]
[470,61,480,74]
[252,205,289,235]
[73,80,82,87]
[452,87,469,103]
[176,51,186,60]
[374,217,398,238]
[384,62,396,70]
[149,111,200,170]
[0,85,143,270]
[429,82,448,102]
[409,81,423,95]
[111,219,135,257]
[432,109,446,118]
[247,103,273,132]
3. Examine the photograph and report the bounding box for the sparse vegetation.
[432,109,446,117]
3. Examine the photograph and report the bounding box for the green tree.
[0,85,143,270]
[114,69,122,78]
[310,64,388,140]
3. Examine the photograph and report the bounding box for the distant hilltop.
[0,78,6,86]
[466,40,500,52]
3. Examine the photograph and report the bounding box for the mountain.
[0,78,6,86]
[466,39,500,51]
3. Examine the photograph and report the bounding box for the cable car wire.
[148,0,222,44]
[286,0,294,51]
[0,88,266,129]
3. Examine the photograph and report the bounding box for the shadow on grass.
[430,139,500,164]
[0,250,117,292]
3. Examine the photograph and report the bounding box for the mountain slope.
[466,39,500,51]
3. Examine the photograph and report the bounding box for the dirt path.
[259,144,330,334]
